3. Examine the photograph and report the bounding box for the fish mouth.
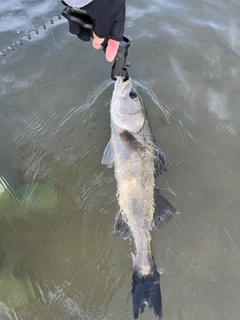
[115,76,133,96]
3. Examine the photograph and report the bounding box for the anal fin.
[152,187,176,229]
[112,210,131,240]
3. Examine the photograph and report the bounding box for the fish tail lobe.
[131,263,162,319]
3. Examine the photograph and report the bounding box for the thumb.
[92,32,104,49]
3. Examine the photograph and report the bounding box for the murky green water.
[0,0,240,319]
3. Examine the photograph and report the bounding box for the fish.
[101,77,176,319]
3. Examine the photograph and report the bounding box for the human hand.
[63,0,126,62]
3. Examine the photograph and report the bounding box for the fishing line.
[135,80,171,124]
[0,10,64,57]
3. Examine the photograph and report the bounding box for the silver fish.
[102,77,176,319]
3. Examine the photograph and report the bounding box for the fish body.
[102,77,176,319]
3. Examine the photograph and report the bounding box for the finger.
[92,32,104,50]
[106,39,120,62]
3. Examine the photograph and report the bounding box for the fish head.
[111,77,145,133]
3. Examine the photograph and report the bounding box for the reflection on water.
[1,0,240,319]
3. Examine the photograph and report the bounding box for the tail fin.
[131,264,162,319]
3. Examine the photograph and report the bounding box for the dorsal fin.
[154,146,167,176]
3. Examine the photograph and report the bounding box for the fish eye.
[129,91,137,99]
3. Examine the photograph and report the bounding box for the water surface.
[0,0,240,319]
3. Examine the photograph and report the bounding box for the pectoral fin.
[101,140,114,168]
[119,130,145,153]
[152,187,176,229]
[112,210,131,240]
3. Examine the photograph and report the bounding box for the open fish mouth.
[115,76,133,96]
